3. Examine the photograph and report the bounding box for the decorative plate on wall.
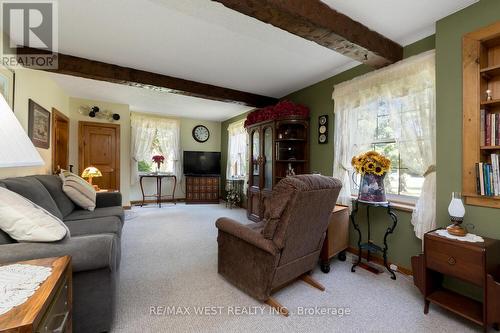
[318,115,328,144]
[192,125,210,143]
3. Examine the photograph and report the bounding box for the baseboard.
[130,198,186,205]
[346,247,412,276]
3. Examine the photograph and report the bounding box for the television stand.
[185,175,220,204]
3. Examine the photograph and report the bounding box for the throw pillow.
[0,187,69,242]
[59,170,96,211]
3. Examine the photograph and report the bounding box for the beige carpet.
[112,203,480,333]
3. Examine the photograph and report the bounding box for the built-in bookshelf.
[463,22,500,208]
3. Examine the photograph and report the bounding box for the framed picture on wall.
[28,99,51,149]
[0,65,15,109]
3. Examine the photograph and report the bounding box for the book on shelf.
[476,154,500,196]
[481,109,485,146]
[482,111,500,147]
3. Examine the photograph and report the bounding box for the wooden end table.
[0,256,72,333]
[320,205,349,273]
[412,230,500,332]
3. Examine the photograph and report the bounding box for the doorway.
[79,121,120,191]
[51,108,70,174]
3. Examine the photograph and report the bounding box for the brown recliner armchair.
[216,175,342,314]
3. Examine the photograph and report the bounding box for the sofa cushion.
[64,206,124,223]
[60,171,96,211]
[0,182,14,244]
[0,177,63,220]
[64,216,122,237]
[32,175,75,217]
[0,187,69,242]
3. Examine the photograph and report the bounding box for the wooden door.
[51,108,69,174]
[79,122,120,191]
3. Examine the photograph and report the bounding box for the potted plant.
[152,155,165,173]
[351,151,391,204]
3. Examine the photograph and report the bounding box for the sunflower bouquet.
[351,151,391,176]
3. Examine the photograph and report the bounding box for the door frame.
[51,108,70,174]
[78,121,121,190]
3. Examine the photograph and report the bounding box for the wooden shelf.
[464,192,500,200]
[480,145,500,150]
[427,289,483,326]
[463,24,500,210]
[480,99,500,107]
[480,64,500,78]
[464,193,500,209]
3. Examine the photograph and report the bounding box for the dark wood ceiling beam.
[213,0,403,67]
[17,48,277,107]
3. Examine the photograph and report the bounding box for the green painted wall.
[285,36,435,269]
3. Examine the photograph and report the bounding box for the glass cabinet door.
[251,130,260,187]
[263,126,273,189]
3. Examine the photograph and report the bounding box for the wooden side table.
[412,230,500,332]
[0,256,72,333]
[139,174,177,208]
[320,205,349,273]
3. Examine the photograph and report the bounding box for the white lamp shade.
[448,197,465,218]
[0,94,44,168]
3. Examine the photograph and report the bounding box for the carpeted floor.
[112,204,480,333]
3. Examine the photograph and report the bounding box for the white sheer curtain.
[130,113,181,184]
[332,50,436,239]
[130,114,156,184]
[156,119,181,182]
[227,119,248,189]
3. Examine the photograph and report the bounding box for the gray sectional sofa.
[0,175,124,333]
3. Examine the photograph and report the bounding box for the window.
[227,119,247,179]
[351,101,425,200]
[131,114,180,183]
[137,131,175,173]
[333,51,435,209]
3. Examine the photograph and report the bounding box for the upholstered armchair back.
[262,175,341,263]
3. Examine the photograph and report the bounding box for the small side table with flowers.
[350,151,398,280]
[139,173,177,208]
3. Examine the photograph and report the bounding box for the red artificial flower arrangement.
[244,100,310,128]
[152,155,165,169]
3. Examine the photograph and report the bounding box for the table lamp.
[0,94,44,168]
[81,166,102,190]
[447,192,467,237]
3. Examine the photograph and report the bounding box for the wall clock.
[318,115,328,144]
[192,125,210,143]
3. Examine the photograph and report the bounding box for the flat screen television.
[183,151,221,176]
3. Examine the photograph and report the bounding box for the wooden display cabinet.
[247,116,309,221]
[463,22,500,208]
